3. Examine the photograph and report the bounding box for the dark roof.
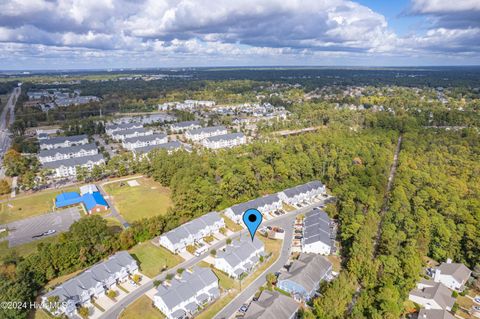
[171,121,200,128]
[204,132,244,142]
[278,253,332,294]
[111,127,151,136]
[418,309,455,319]
[228,193,280,216]
[282,180,324,198]
[186,125,226,135]
[409,279,455,310]
[244,290,298,319]
[123,133,167,144]
[303,209,332,246]
[40,134,88,146]
[133,141,183,154]
[43,154,104,169]
[39,143,97,157]
[437,262,471,284]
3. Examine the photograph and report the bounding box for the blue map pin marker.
[243,208,263,240]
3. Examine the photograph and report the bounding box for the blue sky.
[0,0,479,70]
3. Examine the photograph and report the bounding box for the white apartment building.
[201,132,246,149]
[110,127,153,141]
[122,133,168,150]
[38,143,98,164]
[40,135,89,150]
[44,154,105,178]
[185,126,228,141]
[225,193,282,224]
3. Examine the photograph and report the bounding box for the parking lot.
[2,207,81,247]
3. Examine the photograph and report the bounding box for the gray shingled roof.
[409,279,455,310]
[40,134,88,146]
[229,193,280,216]
[133,141,183,154]
[244,290,299,319]
[437,262,471,284]
[204,132,244,142]
[282,180,324,198]
[186,125,226,135]
[155,267,218,310]
[161,212,223,246]
[303,208,332,246]
[278,253,332,295]
[106,122,142,130]
[418,309,455,319]
[216,236,264,270]
[44,251,136,302]
[39,143,97,158]
[43,154,104,169]
[123,133,167,144]
[171,121,200,128]
[112,127,151,137]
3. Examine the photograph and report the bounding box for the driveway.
[99,199,326,319]
[1,207,81,247]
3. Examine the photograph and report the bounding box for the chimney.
[446,258,452,264]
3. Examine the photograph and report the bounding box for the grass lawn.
[0,186,80,224]
[32,309,53,319]
[103,177,172,223]
[129,242,183,278]
[197,236,283,319]
[119,295,165,319]
[0,236,58,259]
[222,214,243,232]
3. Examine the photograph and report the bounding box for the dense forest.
[1,68,479,318]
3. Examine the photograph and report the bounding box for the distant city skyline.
[0,0,479,70]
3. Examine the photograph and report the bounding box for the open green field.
[129,242,183,278]
[103,177,172,223]
[32,309,53,319]
[0,236,58,259]
[119,295,165,319]
[0,186,80,224]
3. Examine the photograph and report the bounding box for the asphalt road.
[1,207,81,247]
[98,200,325,319]
[0,86,20,178]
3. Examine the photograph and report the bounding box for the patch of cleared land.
[32,309,52,319]
[0,235,58,259]
[129,242,183,278]
[119,295,165,319]
[0,186,80,224]
[104,177,172,223]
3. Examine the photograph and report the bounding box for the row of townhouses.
[158,212,225,253]
[38,135,104,178]
[153,266,220,319]
[409,260,471,318]
[214,236,265,278]
[225,180,326,223]
[42,251,138,318]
